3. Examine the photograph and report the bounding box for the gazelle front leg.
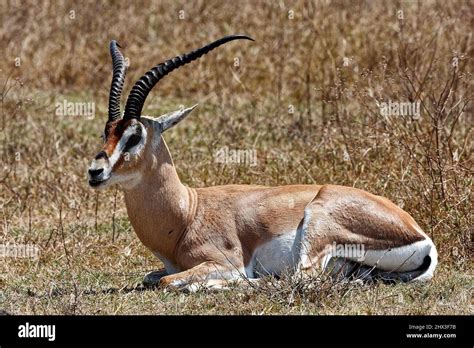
[158,261,245,292]
[143,269,168,287]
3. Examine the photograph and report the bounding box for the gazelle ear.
[156,105,198,132]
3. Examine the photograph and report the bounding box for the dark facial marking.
[124,126,142,151]
[101,119,134,156]
[95,151,108,160]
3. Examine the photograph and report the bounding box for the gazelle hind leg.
[324,257,432,283]
[299,185,438,282]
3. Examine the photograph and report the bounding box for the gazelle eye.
[124,133,141,150]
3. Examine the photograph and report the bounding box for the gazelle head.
[88,35,253,189]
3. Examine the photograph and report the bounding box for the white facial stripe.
[108,124,147,167]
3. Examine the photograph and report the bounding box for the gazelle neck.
[121,135,194,264]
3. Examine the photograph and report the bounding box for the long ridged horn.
[108,40,127,122]
[124,35,254,120]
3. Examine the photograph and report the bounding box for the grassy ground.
[0,0,472,314]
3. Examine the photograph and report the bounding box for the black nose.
[88,168,104,177]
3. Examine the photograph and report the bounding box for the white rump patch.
[360,239,433,272]
[321,238,437,274]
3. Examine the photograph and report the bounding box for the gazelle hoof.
[143,269,167,287]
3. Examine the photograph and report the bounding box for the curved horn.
[124,35,254,120]
[108,40,127,122]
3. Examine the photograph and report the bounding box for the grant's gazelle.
[88,36,437,291]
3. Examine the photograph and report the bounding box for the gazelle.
[88,36,438,291]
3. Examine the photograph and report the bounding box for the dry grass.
[0,0,472,314]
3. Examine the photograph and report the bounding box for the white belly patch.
[249,230,303,277]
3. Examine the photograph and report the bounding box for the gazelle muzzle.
[88,151,111,187]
